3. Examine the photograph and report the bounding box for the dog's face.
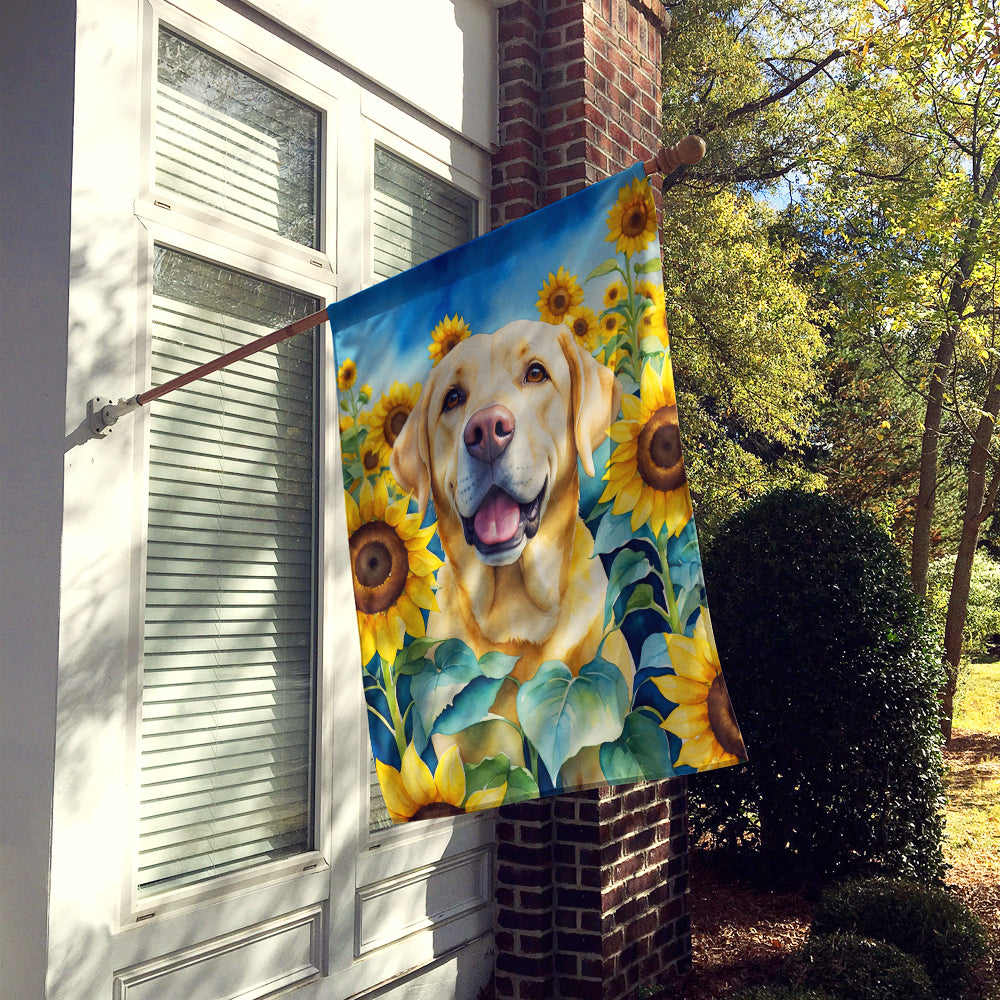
[391,320,620,567]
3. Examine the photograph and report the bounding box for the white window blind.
[138,247,319,895]
[368,149,478,831]
[372,145,478,279]
[156,27,320,248]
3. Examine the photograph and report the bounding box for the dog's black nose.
[464,404,515,464]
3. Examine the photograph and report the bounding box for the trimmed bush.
[791,933,934,1000]
[811,878,988,999]
[732,987,837,1000]
[692,489,946,882]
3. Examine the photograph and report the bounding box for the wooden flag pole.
[88,137,705,438]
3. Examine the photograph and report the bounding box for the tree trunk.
[940,376,1000,741]
[910,331,955,597]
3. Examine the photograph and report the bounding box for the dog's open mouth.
[462,480,546,557]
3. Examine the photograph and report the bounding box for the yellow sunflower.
[428,314,472,366]
[346,475,441,665]
[339,413,355,434]
[599,311,622,340]
[364,380,423,466]
[599,358,693,537]
[653,611,746,770]
[637,280,668,347]
[376,743,507,823]
[605,176,657,256]
[536,266,584,325]
[565,305,600,352]
[603,280,628,310]
[338,358,357,391]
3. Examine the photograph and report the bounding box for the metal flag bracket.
[86,136,705,440]
[88,395,141,437]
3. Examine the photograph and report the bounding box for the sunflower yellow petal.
[375,758,418,819]
[400,743,437,807]
[406,573,438,611]
[675,731,724,770]
[434,744,466,807]
[376,609,407,663]
[407,546,443,578]
[620,394,645,422]
[664,633,717,684]
[609,420,638,443]
[630,488,655,531]
[652,671,709,705]
[372,474,390,518]
[662,702,710,739]
[358,614,376,666]
[345,490,361,532]
[465,783,507,812]
[395,592,426,638]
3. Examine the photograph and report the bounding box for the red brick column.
[491,3,692,999]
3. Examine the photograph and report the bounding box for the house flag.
[329,163,746,823]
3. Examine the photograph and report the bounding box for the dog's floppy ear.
[389,380,433,514]
[558,329,622,478]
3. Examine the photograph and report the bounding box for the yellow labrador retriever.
[391,320,634,772]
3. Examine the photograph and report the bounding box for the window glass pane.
[156,27,320,248]
[139,246,318,895]
[372,146,477,279]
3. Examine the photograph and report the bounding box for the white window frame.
[111,0,497,992]
[123,0,340,932]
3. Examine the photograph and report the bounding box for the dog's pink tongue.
[474,491,521,545]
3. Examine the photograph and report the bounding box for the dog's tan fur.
[391,320,633,770]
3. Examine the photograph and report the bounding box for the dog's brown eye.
[525,362,549,383]
[442,386,466,412]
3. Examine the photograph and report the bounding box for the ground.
[667,718,1000,999]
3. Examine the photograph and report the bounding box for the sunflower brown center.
[349,520,408,614]
[363,449,380,472]
[706,672,747,758]
[635,405,686,492]
[443,335,461,353]
[623,204,649,238]
[411,801,464,821]
[571,316,589,339]
[550,290,570,314]
[384,405,411,445]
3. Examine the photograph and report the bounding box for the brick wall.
[490,4,692,998]
[492,0,668,227]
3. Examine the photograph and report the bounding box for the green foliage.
[663,185,826,539]
[927,550,1000,658]
[811,878,988,999]
[731,987,836,1000]
[790,934,934,1000]
[692,488,947,882]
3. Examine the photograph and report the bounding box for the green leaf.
[408,641,518,752]
[604,548,654,628]
[586,257,623,281]
[634,258,663,274]
[504,765,540,804]
[516,657,630,780]
[624,582,659,620]
[464,753,512,795]
[599,710,676,784]
[393,636,438,675]
[593,508,654,556]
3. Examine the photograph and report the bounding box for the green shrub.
[791,933,934,1000]
[731,987,837,1000]
[811,878,988,999]
[692,488,946,882]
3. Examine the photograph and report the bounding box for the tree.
[805,0,1000,735]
